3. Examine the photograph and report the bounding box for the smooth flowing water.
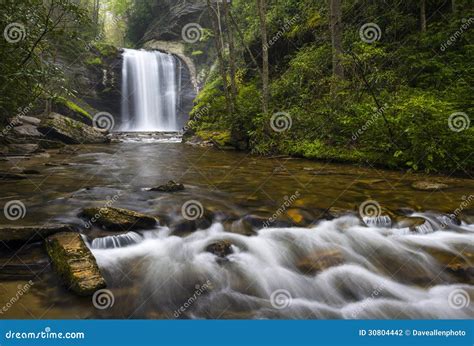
[120,49,180,131]
[0,139,472,319]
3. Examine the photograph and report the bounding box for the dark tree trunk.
[256,0,269,114]
[206,0,232,117]
[223,0,237,111]
[420,0,427,32]
[330,0,344,83]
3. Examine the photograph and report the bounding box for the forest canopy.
[1,0,473,173]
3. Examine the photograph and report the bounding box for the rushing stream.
[0,138,472,319]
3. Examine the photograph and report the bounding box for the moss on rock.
[53,97,93,125]
[80,207,158,231]
[38,113,109,144]
[45,232,106,296]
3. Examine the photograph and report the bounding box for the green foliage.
[0,0,98,126]
[85,56,103,66]
[190,0,473,173]
[55,96,92,121]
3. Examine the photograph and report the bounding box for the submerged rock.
[297,249,345,275]
[45,232,106,296]
[395,216,427,232]
[80,207,158,231]
[0,224,76,244]
[228,218,257,236]
[38,113,109,145]
[148,180,185,192]
[206,240,233,258]
[411,181,449,191]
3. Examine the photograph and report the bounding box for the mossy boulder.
[52,97,93,125]
[45,232,106,296]
[80,207,158,231]
[0,224,76,244]
[195,130,234,149]
[38,113,109,145]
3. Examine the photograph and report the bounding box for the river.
[0,137,472,319]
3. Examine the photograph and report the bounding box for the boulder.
[411,181,449,191]
[297,249,345,275]
[206,240,233,258]
[0,224,76,244]
[148,180,185,192]
[12,124,42,137]
[80,207,158,231]
[395,216,427,232]
[228,219,257,236]
[38,113,109,145]
[16,116,41,126]
[45,232,106,296]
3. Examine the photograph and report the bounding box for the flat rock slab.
[411,181,449,191]
[45,232,106,296]
[0,224,76,243]
[80,207,158,231]
[38,113,109,145]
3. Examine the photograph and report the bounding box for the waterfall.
[120,49,180,132]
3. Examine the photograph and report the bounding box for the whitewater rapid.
[90,215,474,319]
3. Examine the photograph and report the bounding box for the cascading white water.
[121,49,180,132]
[91,214,474,319]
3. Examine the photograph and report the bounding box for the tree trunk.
[452,0,456,12]
[222,0,238,110]
[229,12,263,79]
[256,0,269,115]
[420,0,427,32]
[330,0,344,83]
[206,0,232,117]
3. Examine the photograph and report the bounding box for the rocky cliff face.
[141,0,207,43]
